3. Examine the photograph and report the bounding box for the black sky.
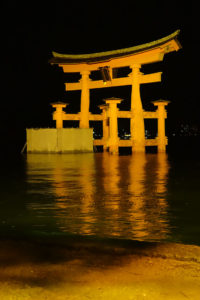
[1,1,199,152]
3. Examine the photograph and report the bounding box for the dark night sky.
[1,1,199,152]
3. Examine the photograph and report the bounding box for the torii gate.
[49,30,181,153]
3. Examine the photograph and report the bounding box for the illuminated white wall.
[26,128,93,153]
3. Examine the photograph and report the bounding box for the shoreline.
[0,237,200,299]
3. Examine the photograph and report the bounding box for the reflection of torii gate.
[49,30,181,153]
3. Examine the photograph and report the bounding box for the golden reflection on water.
[26,152,170,241]
[128,153,148,239]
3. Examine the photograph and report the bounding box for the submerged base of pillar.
[132,146,146,153]
[26,128,93,153]
[131,140,146,153]
[157,138,168,152]
[157,146,167,152]
[94,138,168,154]
[109,145,119,154]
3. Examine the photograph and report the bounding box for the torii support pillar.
[51,102,68,128]
[105,98,122,154]
[99,104,109,152]
[152,100,170,152]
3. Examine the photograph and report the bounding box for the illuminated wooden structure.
[50,30,181,153]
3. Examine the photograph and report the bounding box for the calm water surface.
[0,151,200,245]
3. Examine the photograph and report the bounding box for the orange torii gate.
[49,30,181,153]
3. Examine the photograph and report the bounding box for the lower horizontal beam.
[63,114,81,121]
[54,111,162,121]
[61,114,104,121]
[93,138,167,147]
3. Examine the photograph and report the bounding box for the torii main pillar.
[130,64,145,152]
[79,70,90,128]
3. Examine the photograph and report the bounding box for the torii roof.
[49,30,181,65]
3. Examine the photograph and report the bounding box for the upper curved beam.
[49,30,181,65]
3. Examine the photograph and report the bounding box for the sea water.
[0,147,200,245]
